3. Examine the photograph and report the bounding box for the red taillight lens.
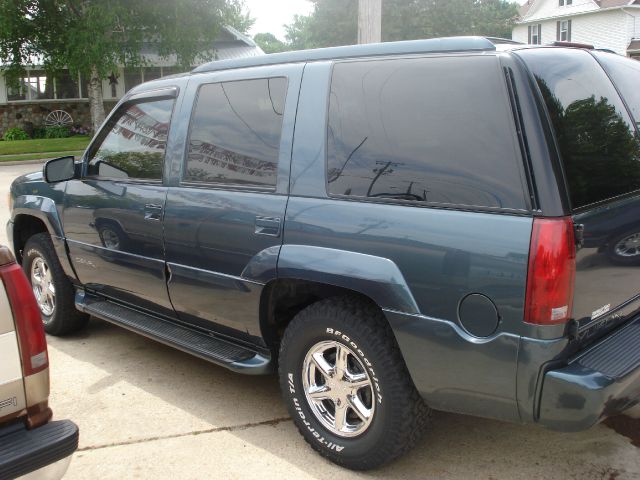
[0,263,48,376]
[524,217,576,326]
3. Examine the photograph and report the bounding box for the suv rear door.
[517,48,640,337]
[162,64,303,342]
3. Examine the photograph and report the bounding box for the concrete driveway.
[2,163,639,479]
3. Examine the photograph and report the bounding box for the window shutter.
[538,24,542,44]
[557,21,561,41]
[568,19,572,41]
[528,25,532,44]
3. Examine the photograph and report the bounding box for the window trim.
[83,92,177,183]
[179,76,289,191]
[531,24,541,45]
[323,53,532,214]
[559,20,571,42]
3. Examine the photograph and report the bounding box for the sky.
[243,0,529,41]
[245,0,314,40]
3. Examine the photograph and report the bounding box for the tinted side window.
[327,56,527,210]
[518,49,640,210]
[594,51,640,128]
[184,77,287,187]
[87,99,174,180]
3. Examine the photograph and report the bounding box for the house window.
[558,20,571,41]
[559,0,572,5]
[529,24,542,45]
[5,69,89,101]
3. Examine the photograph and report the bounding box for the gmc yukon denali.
[7,37,640,470]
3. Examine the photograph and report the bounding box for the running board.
[76,294,272,374]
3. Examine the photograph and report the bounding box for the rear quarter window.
[594,51,640,127]
[517,48,640,210]
[326,55,528,210]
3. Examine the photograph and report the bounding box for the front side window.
[518,48,640,210]
[183,77,287,187]
[326,56,527,210]
[87,98,175,181]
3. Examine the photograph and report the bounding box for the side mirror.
[43,156,76,183]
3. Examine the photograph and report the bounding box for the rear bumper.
[0,420,78,480]
[538,319,640,431]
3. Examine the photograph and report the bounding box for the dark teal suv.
[8,37,640,470]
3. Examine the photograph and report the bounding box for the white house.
[513,0,640,58]
[0,26,264,134]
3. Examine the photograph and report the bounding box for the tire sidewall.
[23,242,56,327]
[607,230,640,265]
[280,318,391,463]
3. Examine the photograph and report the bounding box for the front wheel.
[278,296,430,470]
[22,233,89,336]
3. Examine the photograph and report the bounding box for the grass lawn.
[0,151,85,163]
[0,136,91,156]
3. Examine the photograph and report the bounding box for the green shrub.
[44,126,71,138]
[3,127,29,141]
[32,127,47,139]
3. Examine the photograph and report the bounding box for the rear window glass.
[518,48,640,210]
[326,56,527,210]
[594,51,640,128]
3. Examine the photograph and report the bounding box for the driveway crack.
[77,417,292,452]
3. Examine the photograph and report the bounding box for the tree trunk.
[87,65,105,133]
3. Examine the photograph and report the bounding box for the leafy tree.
[0,0,253,132]
[283,0,519,50]
[254,33,288,54]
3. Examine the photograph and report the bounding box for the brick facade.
[0,101,117,137]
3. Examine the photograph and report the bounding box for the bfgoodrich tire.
[278,296,430,470]
[22,233,89,336]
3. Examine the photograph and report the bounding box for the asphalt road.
[2,163,639,479]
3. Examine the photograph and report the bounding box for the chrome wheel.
[302,340,375,438]
[30,256,55,317]
[100,227,121,250]
[614,232,640,257]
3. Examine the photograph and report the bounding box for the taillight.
[524,217,576,326]
[0,263,48,376]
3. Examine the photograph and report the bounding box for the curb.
[0,159,47,167]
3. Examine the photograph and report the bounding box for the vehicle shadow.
[48,319,640,479]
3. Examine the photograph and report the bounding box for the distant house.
[0,26,264,134]
[513,0,640,57]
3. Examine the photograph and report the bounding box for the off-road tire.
[22,233,89,335]
[279,296,430,470]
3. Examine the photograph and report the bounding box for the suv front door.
[63,90,178,316]
[163,65,303,343]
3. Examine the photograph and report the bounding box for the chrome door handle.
[255,216,281,236]
[144,204,163,221]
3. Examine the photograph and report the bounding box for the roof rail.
[192,36,496,74]
[485,37,524,45]
[550,41,594,49]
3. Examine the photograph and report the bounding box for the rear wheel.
[278,296,430,470]
[22,233,89,335]
[607,230,640,265]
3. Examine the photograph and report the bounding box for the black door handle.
[144,204,163,221]
[255,216,281,236]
